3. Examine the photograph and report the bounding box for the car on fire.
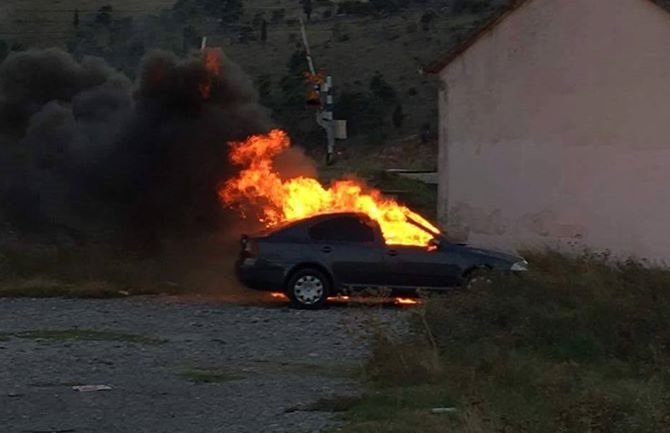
[235,212,528,309]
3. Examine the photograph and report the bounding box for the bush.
[420,11,436,31]
[271,8,285,23]
[351,251,670,433]
[336,1,375,16]
[172,0,242,23]
[392,104,404,128]
[369,72,396,102]
[336,0,410,16]
[95,5,113,27]
[452,0,491,15]
[255,74,273,103]
[0,40,8,63]
[335,91,384,136]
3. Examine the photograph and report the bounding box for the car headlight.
[510,260,528,272]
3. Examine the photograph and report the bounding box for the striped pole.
[323,76,335,158]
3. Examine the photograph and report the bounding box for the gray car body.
[235,212,525,293]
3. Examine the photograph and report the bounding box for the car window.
[309,216,375,243]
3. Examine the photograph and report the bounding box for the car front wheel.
[464,268,493,290]
[286,268,330,309]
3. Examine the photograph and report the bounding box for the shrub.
[0,40,8,62]
[452,0,491,15]
[356,251,670,433]
[369,72,396,102]
[420,11,436,31]
[336,1,375,16]
[255,74,272,103]
[95,5,113,27]
[271,9,285,23]
[392,104,404,128]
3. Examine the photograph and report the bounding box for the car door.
[308,215,385,286]
[383,244,462,288]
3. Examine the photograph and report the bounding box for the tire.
[286,268,331,309]
[464,268,493,290]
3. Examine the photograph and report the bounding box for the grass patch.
[0,236,243,298]
[306,395,364,413]
[336,251,670,433]
[178,368,240,384]
[269,360,361,379]
[0,277,178,299]
[370,172,437,219]
[0,329,164,345]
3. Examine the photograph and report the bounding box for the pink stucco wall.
[438,0,670,262]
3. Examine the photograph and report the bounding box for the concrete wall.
[438,0,670,263]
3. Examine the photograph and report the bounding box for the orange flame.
[200,48,221,100]
[220,129,440,246]
[394,297,421,306]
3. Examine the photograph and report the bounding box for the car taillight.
[240,236,259,258]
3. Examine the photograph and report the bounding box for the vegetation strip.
[334,251,670,433]
[0,329,164,345]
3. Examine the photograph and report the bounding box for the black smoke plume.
[0,48,271,250]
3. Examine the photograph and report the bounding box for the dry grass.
[1,0,175,45]
[335,251,670,433]
[0,235,245,298]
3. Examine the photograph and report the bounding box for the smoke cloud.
[0,48,272,250]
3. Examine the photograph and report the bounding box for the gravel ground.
[0,296,411,433]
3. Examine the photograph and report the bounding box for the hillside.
[0,0,511,160]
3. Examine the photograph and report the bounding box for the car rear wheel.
[286,268,330,309]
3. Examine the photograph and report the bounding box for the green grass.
[0,329,164,345]
[178,368,241,384]
[335,251,670,433]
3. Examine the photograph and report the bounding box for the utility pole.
[300,18,343,164]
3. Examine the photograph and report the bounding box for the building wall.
[438,0,670,262]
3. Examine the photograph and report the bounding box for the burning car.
[221,129,526,308]
[235,211,528,309]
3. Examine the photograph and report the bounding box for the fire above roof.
[424,0,670,74]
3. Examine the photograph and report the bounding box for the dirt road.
[0,296,410,433]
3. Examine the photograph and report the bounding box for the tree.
[0,40,7,63]
[420,11,436,31]
[95,5,113,27]
[260,19,268,43]
[182,25,201,53]
[73,9,80,28]
[453,0,490,14]
[271,9,286,23]
[302,0,313,20]
[392,104,404,128]
[255,75,273,104]
[369,72,396,102]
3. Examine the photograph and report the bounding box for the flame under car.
[235,212,528,309]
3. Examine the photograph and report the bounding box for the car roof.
[258,212,373,236]
[304,211,371,222]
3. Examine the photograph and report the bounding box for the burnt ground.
[0,296,411,433]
